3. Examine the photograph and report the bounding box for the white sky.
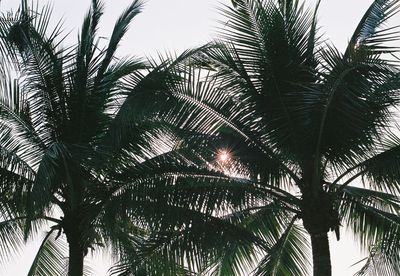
[0,0,395,275]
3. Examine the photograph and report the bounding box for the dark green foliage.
[0,1,265,275]
[129,0,400,275]
[1,0,400,275]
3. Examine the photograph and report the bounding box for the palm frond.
[254,218,310,276]
[165,61,301,184]
[0,216,25,264]
[201,202,297,275]
[27,230,68,276]
[359,131,400,193]
[95,0,143,81]
[338,185,400,262]
[314,43,399,167]
[344,0,400,58]
[8,3,68,147]
[107,206,266,276]
[354,241,400,276]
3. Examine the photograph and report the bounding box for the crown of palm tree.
[128,0,400,275]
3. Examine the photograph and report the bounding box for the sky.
[0,0,394,275]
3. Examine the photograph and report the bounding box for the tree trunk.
[301,185,337,276]
[310,232,332,276]
[68,236,84,276]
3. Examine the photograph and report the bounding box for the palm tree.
[0,0,150,274]
[1,0,276,274]
[0,1,247,275]
[138,0,400,275]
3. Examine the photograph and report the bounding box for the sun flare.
[217,150,230,162]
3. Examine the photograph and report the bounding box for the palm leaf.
[344,0,400,58]
[27,230,68,276]
[0,216,25,264]
[338,185,400,264]
[354,242,400,276]
[254,218,310,276]
[95,0,143,81]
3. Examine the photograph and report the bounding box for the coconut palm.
[0,1,152,274]
[0,1,256,275]
[134,0,400,275]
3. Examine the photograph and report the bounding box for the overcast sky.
[0,0,393,275]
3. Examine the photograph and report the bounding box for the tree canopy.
[0,0,400,276]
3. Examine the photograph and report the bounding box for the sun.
[217,149,231,162]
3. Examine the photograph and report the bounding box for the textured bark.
[310,233,332,276]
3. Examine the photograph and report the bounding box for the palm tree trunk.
[68,236,84,276]
[301,183,335,276]
[310,232,331,276]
